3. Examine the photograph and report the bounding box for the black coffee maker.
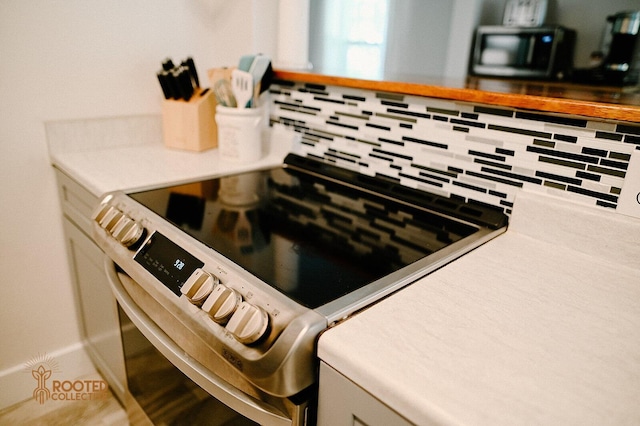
[574,10,640,86]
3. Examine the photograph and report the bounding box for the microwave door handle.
[103,258,292,426]
[527,35,536,65]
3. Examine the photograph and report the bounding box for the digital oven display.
[134,231,204,296]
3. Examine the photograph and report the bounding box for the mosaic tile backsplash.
[269,81,640,215]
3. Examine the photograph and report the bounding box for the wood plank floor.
[0,372,129,426]
[0,343,259,425]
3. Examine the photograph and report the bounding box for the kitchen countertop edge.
[274,70,640,122]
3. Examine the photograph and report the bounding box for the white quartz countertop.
[47,115,291,196]
[52,143,286,196]
[318,190,640,425]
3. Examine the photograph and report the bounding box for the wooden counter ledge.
[273,70,640,123]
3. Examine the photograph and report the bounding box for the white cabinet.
[55,168,126,402]
[317,361,413,426]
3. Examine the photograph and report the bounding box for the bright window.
[317,0,389,79]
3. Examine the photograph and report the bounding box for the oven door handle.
[104,258,293,426]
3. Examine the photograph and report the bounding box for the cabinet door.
[63,218,127,402]
[318,362,413,426]
[55,167,98,236]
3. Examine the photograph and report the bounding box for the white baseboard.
[0,342,96,410]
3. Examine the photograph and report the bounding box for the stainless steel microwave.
[470,26,576,80]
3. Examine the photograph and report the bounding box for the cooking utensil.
[238,54,256,71]
[213,79,237,107]
[248,55,271,107]
[259,61,274,94]
[231,69,253,109]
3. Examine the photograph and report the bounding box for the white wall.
[384,0,482,81]
[0,0,275,406]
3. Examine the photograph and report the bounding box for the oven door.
[104,258,305,426]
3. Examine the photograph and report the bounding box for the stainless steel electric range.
[92,153,508,425]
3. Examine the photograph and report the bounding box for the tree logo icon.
[24,353,60,404]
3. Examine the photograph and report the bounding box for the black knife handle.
[157,70,172,99]
[176,67,194,101]
[165,70,182,100]
[182,57,200,88]
[162,58,175,71]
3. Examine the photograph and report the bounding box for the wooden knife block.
[162,88,217,151]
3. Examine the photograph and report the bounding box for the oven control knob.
[226,302,269,345]
[104,211,125,233]
[181,269,216,304]
[202,284,241,324]
[93,203,114,223]
[110,215,132,237]
[116,220,145,248]
[98,206,121,228]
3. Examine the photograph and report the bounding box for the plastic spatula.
[238,54,255,72]
[231,69,253,109]
[248,55,271,106]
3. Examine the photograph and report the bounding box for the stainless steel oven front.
[93,154,508,425]
[109,263,312,425]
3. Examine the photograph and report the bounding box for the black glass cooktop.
[129,154,506,309]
